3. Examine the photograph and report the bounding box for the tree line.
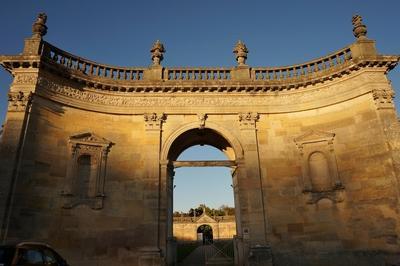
[173,204,235,217]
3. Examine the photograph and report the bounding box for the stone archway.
[160,123,245,265]
[161,121,244,161]
[197,224,213,244]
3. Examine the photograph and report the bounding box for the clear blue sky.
[0,1,399,212]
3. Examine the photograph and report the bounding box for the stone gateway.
[0,14,399,266]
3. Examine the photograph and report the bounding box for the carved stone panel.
[385,120,400,173]
[197,113,207,129]
[144,113,166,131]
[12,73,38,85]
[238,112,259,130]
[62,132,113,210]
[294,130,344,204]
[372,88,395,110]
[8,91,32,112]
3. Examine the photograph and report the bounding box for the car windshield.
[0,247,16,265]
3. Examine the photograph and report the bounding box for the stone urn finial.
[233,40,249,66]
[352,14,367,40]
[32,13,48,38]
[150,40,166,66]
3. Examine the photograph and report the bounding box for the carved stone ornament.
[36,76,364,111]
[62,132,113,210]
[352,14,367,40]
[233,40,249,66]
[144,112,166,130]
[8,91,33,112]
[197,113,207,129]
[384,120,400,169]
[150,40,165,66]
[372,88,395,109]
[294,130,344,204]
[238,112,259,129]
[13,74,38,85]
[32,13,48,38]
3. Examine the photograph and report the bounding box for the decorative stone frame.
[294,130,344,204]
[61,132,113,210]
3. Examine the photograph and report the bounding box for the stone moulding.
[34,70,381,115]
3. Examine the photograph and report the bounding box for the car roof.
[17,242,52,248]
[0,241,52,249]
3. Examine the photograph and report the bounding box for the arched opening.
[166,128,236,161]
[162,126,243,265]
[197,224,213,244]
[173,145,236,241]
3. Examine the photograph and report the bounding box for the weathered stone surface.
[0,13,399,266]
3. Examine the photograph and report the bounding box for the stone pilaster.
[371,82,400,211]
[159,160,177,266]
[238,112,266,245]
[0,71,38,241]
[141,113,167,264]
[237,112,272,265]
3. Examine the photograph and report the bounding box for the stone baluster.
[329,57,334,67]
[336,54,342,64]
[314,62,319,72]
[321,60,326,70]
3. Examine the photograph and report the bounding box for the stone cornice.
[2,40,399,115]
[0,55,41,74]
[33,69,387,115]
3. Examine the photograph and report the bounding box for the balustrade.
[252,47,352,81]
[166,68,231,81]
[41,42,354,86]
[43,42,144,81]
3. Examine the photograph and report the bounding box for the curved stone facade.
[0,14,399,266]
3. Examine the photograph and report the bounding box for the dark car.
[0,242,69,266]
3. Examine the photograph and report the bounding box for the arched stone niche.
[61,132,113,210]
[294,130,344,204]
[309,151,332,191]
